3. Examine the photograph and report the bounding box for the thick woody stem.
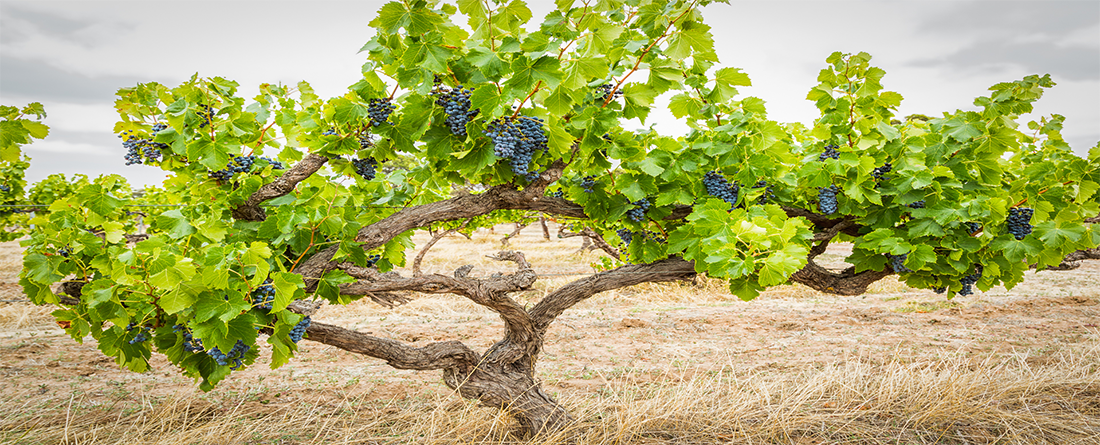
[232,153,329,221]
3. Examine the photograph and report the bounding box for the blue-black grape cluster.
[352,157,378,180]
[433,83,479,137]
[174,325,205,353]
[581,176,596,193]
[616,228,665,247]
[367,98,396,126]
[125,322,151,345]
[207,340,250,370]
[703,171,740,209]
[548,187,565,198]
[818,144,840,161]
[616,228,634,247]
[365,254,381,267]
[483,116,547,179]
[887,253,912,273]
[753,181,775,204]
[120,125,170,165]
[818,185,840,214]
[322,128,338,137]
[57,247,71,257]
[0,185,9,192]
[252,280,275,311]
[209,155,284,181]
[196,105,214,128]
[872,162,892,188]
[289,316,311,343]
[934,286,947,294]
[958,264,983,296]
[1006,207,1033,240]
[626,198,651,222]
[596,84,622,103]
[872,162,892,180]
[965,222,982,235]
[907,200,926,209]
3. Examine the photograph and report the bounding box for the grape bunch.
[120,129,169,165]
[626,198,651,222]
[196,104,214,128]
[57,247,71,257]
[368,98,396,126]
[1006,207,1033,240]
[958,264,983,296]
[365,254,381,267]
[352,157,378,180]
[0,185,8,192]
[872,162,892,188]
[581,176,597,193]
[173,325,205,353]
[907,200,926,209]
[548,187,565,198]
[433,83,479,137]
[965,222,982,235]
[818,144,840,161]
[703,171,740,209]
[934,286,947,294]
[209,155,284,181]
[322,128,338,136]
[887,253,912,273]
[289,316,311,343]
[640,230,667,244]
[483,116,548,179]
[251,280,276,312]
[872,162,892,180]
[595,84,623,103]
[207,340,250,370]
[818,185,840,214]
[616,228,634,247]
[125,322,151,345]
[752,180,775,204]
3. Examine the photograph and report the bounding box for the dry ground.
[1,225,1098,444]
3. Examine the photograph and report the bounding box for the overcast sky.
[1,0,1097,188]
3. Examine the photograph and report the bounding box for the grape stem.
[558,0,591,59]
[252,121,278,149]
[603,0,699,109]
[513,81,543,119]
[1012,180,1075,207]
[484,0,495,52]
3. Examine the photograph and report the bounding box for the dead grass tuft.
[0,303,55,330]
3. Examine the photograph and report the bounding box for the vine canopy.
[8,0,1099,390]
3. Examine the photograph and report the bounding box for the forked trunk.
[443,339,572,437]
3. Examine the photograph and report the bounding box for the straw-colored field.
[2,225,1098,444]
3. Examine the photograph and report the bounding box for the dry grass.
[4,345,1097,444]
